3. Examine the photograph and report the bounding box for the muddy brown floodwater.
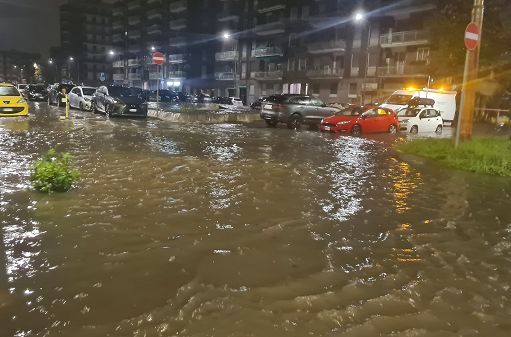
[1,104,511,337]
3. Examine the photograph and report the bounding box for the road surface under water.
[1,103,510,337]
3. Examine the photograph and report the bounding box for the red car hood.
[323,115,360,123]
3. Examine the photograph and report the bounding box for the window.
[290,7,298,21]
[290,96,309,105]
[377,108,387,115]
[330,83,338,95]
[364,109,377,117]
[309,98,324,107]
[417,48,430,62]
[312,84,319,94]
[349,83,357,95]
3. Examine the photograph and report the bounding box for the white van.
[381,89,457,124]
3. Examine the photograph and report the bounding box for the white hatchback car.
[398,107,443,134]
[68,86,97,111]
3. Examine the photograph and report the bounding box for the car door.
[422,109,437,132]
[68,88,78,108]
[360,109,379,133]
[374,108,390,132]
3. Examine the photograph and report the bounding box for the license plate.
[61,98,67,103]
[264,104,272,109]
[324,126,330,131]
[129,108,137,112]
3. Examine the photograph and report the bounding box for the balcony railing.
[169,18,186,30]
[147,25,162,35]
[127,59,140,67]
[306,68,342,78]
[255,21,285,36]
[251,70,283,80]
[112,34,123,43]
[169,0,187,13]
[168,54,185,63]
[127,1,140,11]
[377,64,428,77]
[112,60,124,68]
[252,46,283,58]
[169,37,186,47]
[380,30,430,47]
[215,72,236,80]
[128,73,141,80]
[128,17,140,25]
[147,9,162,19]
[218,9,240,22]
[149,72,163,80]
[308,40,346,54]
[215,50,237,61]
[256,0,285,13]
[113,73,125,81]
[168,71,185,78]
[361,82,378,91]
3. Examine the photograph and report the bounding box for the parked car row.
[259,94,445,135]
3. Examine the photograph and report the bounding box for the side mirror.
[362,114,367,119]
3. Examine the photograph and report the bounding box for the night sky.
[0,0,65,58]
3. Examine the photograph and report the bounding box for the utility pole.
[455,0,484,147]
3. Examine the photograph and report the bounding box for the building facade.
[107,0,435,104]
[0,50,41,84]
[59,0,112,85]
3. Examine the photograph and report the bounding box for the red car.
[320,106,399,135]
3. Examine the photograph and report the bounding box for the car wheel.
[265,119,278,127]
[286,114,302,129]
[351,124,362,135]
[79,102,85,111]
[410,125,418,134]
[435,125,443,135]
[93,102,100,114]
[388,124,397,134]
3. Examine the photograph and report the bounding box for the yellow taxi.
[0,83,29,117]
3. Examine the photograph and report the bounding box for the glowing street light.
[48,59,53,64]
[222,32,231,40]
[109,50,115,56]
[151,46,156,51]
[69,56,74,62]
[353,10,365,23]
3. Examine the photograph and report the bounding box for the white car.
[231,97,243,107]
[398,107,443,134]
[68,86,97,111]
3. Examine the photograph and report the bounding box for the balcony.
[308,40,346,54]
[377,64,428,77]
[306,67,342,78]
[251,70,283,80]
[252,46,283,58]
[215,72,236,80]
[215,50,237,61]
[169,37,187,47]
[113,73,125,81]
[361,82,378,91]
[112,21,123,30]
[128,31,141,39]
[218,9,240,22]
[112,8,123,17]
[128,73,141,80]
[127,59,140,67]
[127,1,140,11]
[255,21,285,36]
[147,25,163,35]
[147,9,162,20]
[168,71,185,79]
[112,34,123,43]
[256,0,285,13]
[380,30,430,48]
[149,72,163,80]
[168,54,185,63]
[169,0,187,13]
[169,18,186,30]
[128,16,141,26]
[112,60,124,68]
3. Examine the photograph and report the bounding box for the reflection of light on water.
[390,161,422,214]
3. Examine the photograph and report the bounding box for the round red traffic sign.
[152,51,165,65]
[464,22,480,51]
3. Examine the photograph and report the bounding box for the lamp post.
[68,56,79,83]
[352,10,371,104]
[222,31,238,98]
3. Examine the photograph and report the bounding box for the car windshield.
[82,88,96,96]
[108,87,138,97]
[29,85,45,92]
[398,108,421,117]
[386,94,413,105]
[335,107,362,116]
[58,84,74,93]
[0,86,20,96]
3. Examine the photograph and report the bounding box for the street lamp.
[221,31,238,98]
[353,10,365,23]
[109,50,115,56]
[48,59,53,65]
[151,46,155,51]
[68,56,79,83]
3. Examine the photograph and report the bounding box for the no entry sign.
[152,51,165,65]
[464,23,480,51]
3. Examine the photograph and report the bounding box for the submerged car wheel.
[410,125,418,134]
[435,125,443,135]
[388,124,397,134]
[79,102,85,111]
[287,114,302,130]
[351,124,362,135]
[265,119,278,127]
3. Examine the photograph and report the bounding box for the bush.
[398,138,511,176]
[31,149,80,193]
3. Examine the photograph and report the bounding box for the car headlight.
[17,97,27,103]
[336,120,351,126]
[401,119,409,123]
[84,97,91,102]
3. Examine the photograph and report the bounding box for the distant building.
[0,50,41,84]
[59,0,112,85]
[105,0,434,104]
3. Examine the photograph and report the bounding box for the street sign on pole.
[152,52,165,65]
[464,22,480,51]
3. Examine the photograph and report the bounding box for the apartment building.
[59,0,112,85]
[0,50,41,84]
[107,0,435,104]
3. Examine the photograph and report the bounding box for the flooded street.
[1,103,511,337]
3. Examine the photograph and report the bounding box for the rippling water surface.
[1,107,510,337]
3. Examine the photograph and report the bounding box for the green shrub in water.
[31,149,80,193]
